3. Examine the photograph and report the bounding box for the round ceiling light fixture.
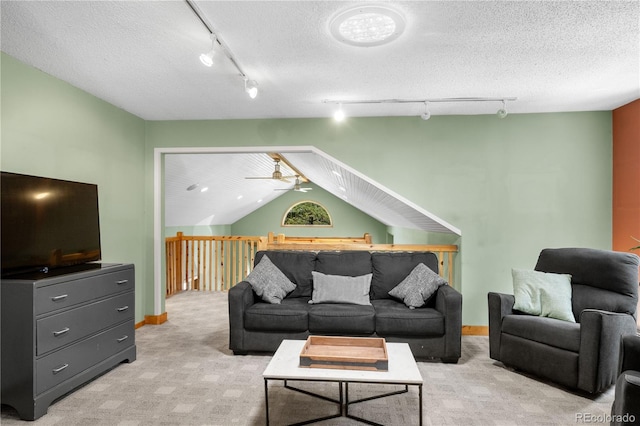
[330,5,406,47]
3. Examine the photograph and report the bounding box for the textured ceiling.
[1,1,638,120]
[2,1,638,233]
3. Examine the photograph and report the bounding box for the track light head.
[497,100,508,118]
[420,102,431,120]
[334,104,346,122]
[199,34,217,67]
[199,52,214,67]
[244,79,258,99]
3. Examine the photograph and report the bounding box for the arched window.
[282,201,332,227]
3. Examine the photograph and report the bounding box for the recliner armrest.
[578,309,638,393]
[487,292,515,361]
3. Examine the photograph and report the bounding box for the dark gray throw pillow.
[388,263,447,309]
[245,255,296,304]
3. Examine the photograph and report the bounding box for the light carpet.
[1,291,615,425]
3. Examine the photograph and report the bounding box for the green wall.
[147,113,612,326]
[231,183,389,242]
[1,53,148,322]
[1,52,613,326]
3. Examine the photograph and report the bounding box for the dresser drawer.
[36,291,133,355]
[35,268,133,315]
[36,321,134,395]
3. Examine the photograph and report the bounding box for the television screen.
[1,172,101,277]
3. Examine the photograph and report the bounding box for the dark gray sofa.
[488,248,639,394]
[228,250,462,362]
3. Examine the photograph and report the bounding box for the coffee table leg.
[264,379,270,426]
[419,384,423,426]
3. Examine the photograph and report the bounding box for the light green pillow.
[512,268,575,322]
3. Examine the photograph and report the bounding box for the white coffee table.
[263,339,423,425]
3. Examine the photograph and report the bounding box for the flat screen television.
[1,171,102,277]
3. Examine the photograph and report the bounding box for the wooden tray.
[299,336,388,371]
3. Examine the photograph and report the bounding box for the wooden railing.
[166,232,458,296]
[262,231,372,246]
[165,232,264,296]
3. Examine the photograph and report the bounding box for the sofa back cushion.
[315,251,372,276]
[534,248,639,319]
[254,251,316,298]
[370,252,440,300]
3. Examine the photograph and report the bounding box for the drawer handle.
[117,306,129,312]
[116,279,129,285]
[116,335,129,343]
[52,364,69,374]
[53,327,70,337]
[51,294,68,301]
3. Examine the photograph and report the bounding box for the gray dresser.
[1,263,136,420]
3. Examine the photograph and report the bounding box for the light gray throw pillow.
[512,268,575,322]
[388,263,447,309]
[309,271,372,306]
[245,255,296,304]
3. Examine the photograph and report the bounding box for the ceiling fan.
[275,176,313,193]
[245,158,296,182]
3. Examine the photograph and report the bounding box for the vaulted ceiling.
[164,149,461,234]
[2,1,637,233]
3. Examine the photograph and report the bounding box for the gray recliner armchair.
[488,248,639,394]
[611,334,640,426]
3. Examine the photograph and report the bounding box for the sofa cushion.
[512,268,575,323]
[315,251,372,276]
[370,252,439,300]
[245,255,296,304]
[372,299,444,337]
[255,251,316,298]
[501,314,581,352]
[244,298,310,332]
[309,271,372,305]
[388,263,446,309]
[308,304,375,334]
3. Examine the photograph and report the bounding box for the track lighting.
[333,104,346,122]
[244,79,258,99]
[497,100,508,118]
[323,97,517,120]
[199,34,216,67]
[187,0,259,100]
[421,102,431,120]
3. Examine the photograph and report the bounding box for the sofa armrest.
[228,281,257,352]
[487,292,515,361]
[578,309,638,393]
[620,334,640,374]
[435,284,462,361]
